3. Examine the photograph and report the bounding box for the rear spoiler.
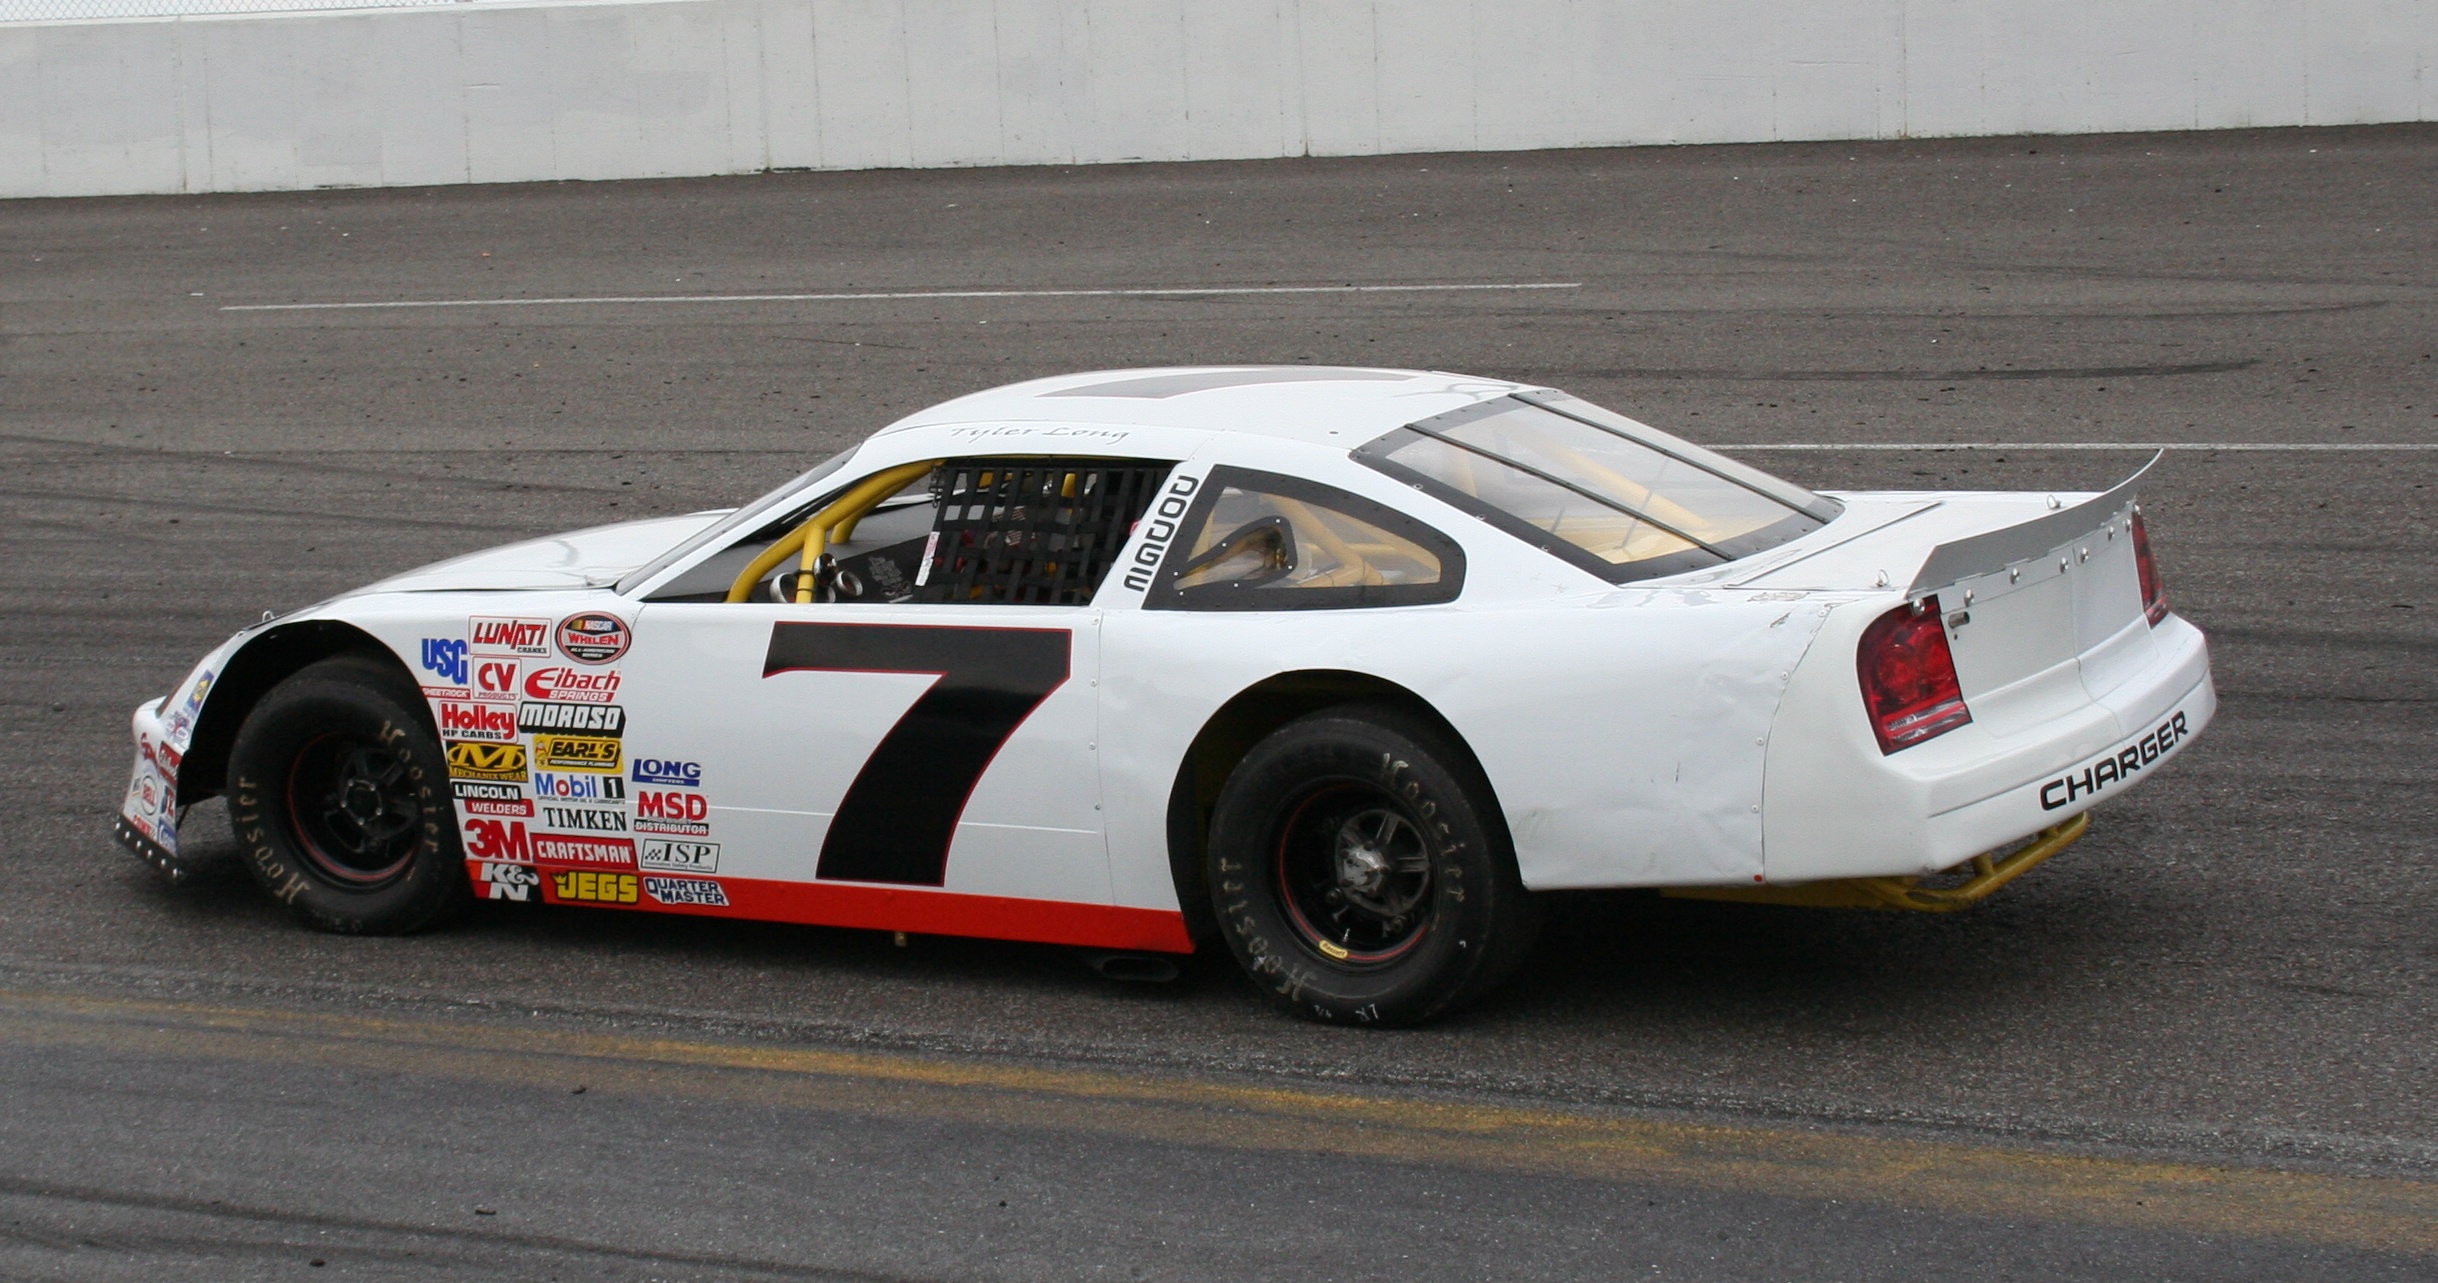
[1906,452,2160,599]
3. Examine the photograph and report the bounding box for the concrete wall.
[3,0,2432,198]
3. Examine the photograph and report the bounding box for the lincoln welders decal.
[763,622,1070,886]
[2040,712,2191,810]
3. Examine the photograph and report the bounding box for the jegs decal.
[549,870,639,905]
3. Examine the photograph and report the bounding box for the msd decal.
[436,701,517,743]
[556,612,631,665]
[470,616,551,658]
[524,666,621,703]
[477,861,539,901]
[471,659,520,703]
[631,758,702,787]
[634,789,710,836]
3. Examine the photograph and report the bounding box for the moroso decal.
[556,613,631,665]
[763,622,1069,886]
[549,870,639,905]
[471,616,551,658]
[524,665,621,703]
[643,875,727,907]
[1121,473,1202,591]
[2040,712,2192,811]
[471,658,521,703]
[531,833,635,868]
[533,734,621,773]
[436,701,517,742]
[446,741,527,782]
[639,838,718,874]
[517,702,626,736]
[477,861,538,901]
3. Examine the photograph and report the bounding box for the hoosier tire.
[1206,703,1540,1026]
[225,655,469,934]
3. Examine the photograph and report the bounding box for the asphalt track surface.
[3,124,2435,1279]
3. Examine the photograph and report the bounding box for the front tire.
[225,655,468,933]
[1206,704,1540,1026]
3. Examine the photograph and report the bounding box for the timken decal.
[470,616,551,658]
[1121,473,1202,592]
[556,612,631,665]
[445,741,527,783]
[517,702,626,735]
[2040,712,2192,811]
[524,666,621,703]
[539,803,628,833]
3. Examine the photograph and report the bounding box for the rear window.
[1355,393,1839,583]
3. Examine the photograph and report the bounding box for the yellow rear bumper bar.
[1660,813,2091,913]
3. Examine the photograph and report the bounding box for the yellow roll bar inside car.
[724,461,940,604]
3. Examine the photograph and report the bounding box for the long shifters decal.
[763,623,1071,886]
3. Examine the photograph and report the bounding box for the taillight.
[1857,597,1973,754]
[2131,509,2168,625]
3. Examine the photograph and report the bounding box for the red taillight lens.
[2131,509,2168,625]
[1857,598,1973,754]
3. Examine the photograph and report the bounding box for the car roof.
[877,366,1531,448]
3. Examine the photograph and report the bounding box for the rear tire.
[1206,703,1539,1026]
[225,655,468,934]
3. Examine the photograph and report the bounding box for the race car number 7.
[762,622,1072,887]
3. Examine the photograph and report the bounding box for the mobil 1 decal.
[763,622,1069,886]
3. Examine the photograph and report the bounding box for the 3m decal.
[437,701,517,743]
[472,659,520,703]
[532,771,625,802]
[1121,473,1203,591]
[524,665,621,703]
[446,740,527,783]
[477,861,538,901]
[2040,712,2192,811]
[556,612,631,665]
[549,870,639,905]
[471,616,551,658]
[644,876,728,907]
[633,789,710,836]
[539,803,627,833]
[631,758,702,787]
[517,702,626,736]
[639,839,719,874]
[419,638,470,689]
[531,834,636,868]
[764,622,1070,886]
[463,817,532,862]
[533,734,622,772]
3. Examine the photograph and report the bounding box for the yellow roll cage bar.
[724,460,941,604]
[1660,814,2089,913]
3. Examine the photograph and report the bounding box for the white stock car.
[117,367,2214,1025]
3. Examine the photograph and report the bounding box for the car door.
[620,456,1167,916]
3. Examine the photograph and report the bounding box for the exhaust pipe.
[1073,949,1182,984]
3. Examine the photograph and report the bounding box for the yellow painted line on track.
[4,987,2431,1255]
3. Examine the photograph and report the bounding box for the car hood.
[358,511,732,594]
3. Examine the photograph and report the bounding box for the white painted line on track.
[1716,442,2438,452]
[217,282,1583,313]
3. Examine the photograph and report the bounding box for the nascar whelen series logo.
[556,613,630,664]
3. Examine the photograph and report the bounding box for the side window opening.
[1145,467,1464,611]
[644,457,1173,606]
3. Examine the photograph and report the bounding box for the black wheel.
[1206,703,1540,1026]
[225,655,469,933]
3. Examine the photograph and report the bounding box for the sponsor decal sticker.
[446,740,528,783]
[463,817,532,862]
[533,734,622,773]
[531,771,625,802]
[530,833,636,868]
[461,796,533,818]
[549,870,640,905]
[471,658,520,703]
[633,788,711,836]
[2039,712,2192,811]
[631,758,702,787]
[556,612,631,665]
[538,803,628,833]
[470,616,551,658]
[639,839,718,874]
[517,702,626,736]
[644,876,728,907]
[524,666,622,703]
[436,700,517,743]
[420,638,470,687]
[452,779,522,802]
[1122,473,1204,591]
[477,861,538,901]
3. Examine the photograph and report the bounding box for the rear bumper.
[1761,610,2214,882]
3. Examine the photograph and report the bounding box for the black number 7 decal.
[763,622,1072,886]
